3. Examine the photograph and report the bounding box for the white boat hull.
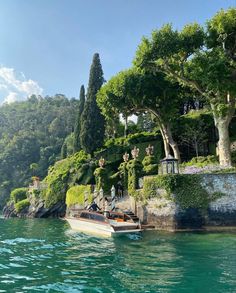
[65,217,142,237]
[66,217,114,237]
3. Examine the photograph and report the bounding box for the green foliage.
[94,167,109,192]
[97,68,182,160]
[134,8,236,166]
[181,155,218,167]
[74,85,85,153]
[80,53,105,154]
[207,8,236,59]
[66,185,92,207]
[41,151,94,208]
[61,143,67,159]
[97,132,163,163]
[142,155,158,175]
[30,163,39,176]
[176,113,212,157]
[14,199,30,213]
[63,133,75,157]
[143,174,224,209]
[10,188,28,203]
[0,95,79,205]
[118,162,128,190]
[127,159,143,196]
[137,112,156,132]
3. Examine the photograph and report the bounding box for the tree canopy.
[97,68,184,160]
[0,95,79,207]
[134,8,236,166]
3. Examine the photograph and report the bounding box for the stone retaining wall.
[128,174,236,230]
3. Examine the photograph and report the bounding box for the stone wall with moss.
[133,173,236,230]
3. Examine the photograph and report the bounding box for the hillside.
[0,95,79,207]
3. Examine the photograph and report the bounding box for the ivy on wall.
[142,155,158,175]
[94,167,109,193]
[127,159,143,196]
[143,174,224,209]
[118,162,128,190]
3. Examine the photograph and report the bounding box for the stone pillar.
[84,190,89,209]
[99,188,104,209]
[111,185,116,211]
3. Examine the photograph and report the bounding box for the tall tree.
[80,53,105,155]
[134,8,236,166]
[73,85,85,153]
[61,142,67,159]
[97,69,183,161]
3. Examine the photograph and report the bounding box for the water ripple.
[0,219,234,292]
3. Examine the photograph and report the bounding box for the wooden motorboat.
[65,210,142,237]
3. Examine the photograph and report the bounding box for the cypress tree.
[61,142,67,159]
[80,53,105,155]
[73,85,85,153]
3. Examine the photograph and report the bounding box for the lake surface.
[0,218,235,293]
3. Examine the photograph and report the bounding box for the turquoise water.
[0,218,235,292]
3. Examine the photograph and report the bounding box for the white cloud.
[4,92,18,104]
[20,79,43,96]
[0,66,43,104]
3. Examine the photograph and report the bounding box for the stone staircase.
[123,210,140,223]
[113,195,140,223]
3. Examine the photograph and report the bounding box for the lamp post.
[160,155,179,174]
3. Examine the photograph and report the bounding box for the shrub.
[42,151,93,208]
[94,167,109,192]
[66,185,92,207]
[127,159,143,196]
[15,199,30,213]
[142,155,158,175]
[10,188,28,203]
[181,155,218,167]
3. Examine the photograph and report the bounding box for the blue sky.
[0,0,235,103]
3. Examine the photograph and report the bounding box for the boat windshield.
[80,212,106,222]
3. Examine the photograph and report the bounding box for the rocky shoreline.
[3,200,66,219]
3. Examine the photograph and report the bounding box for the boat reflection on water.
[65,210,142,237]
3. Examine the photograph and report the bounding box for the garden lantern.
[160,155,179,174]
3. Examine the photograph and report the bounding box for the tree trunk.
[159,127,171,157]
[211,96,235,167]
[194,137,199,157]
[164,124,181,162]
[215,118,232,166]
[148,108,181,161]
[124,115,128,137]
